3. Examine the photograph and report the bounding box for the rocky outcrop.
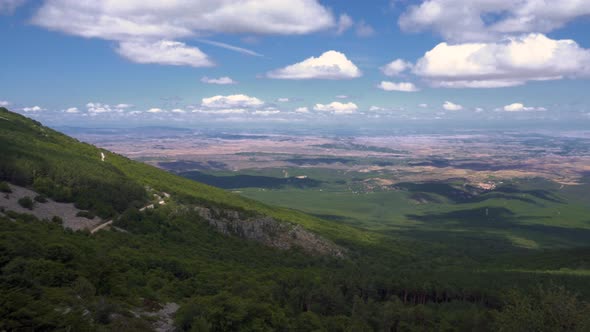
[0,183,102,230]
[193,206,344,258]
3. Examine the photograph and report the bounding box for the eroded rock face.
[0,183,101,230]
[193,206,344,258]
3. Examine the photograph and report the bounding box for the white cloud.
[201,76,237,85]
[86,102,125,114]
[115,103,132,108]
[418,103,429,108]
[201,94,264,109]
[367,105,403,112]
[147,108,164,113]
[194,108,248,114]
[117,40,213,67]
[335,95,349,99]
[503,103,546,112]
[32,1,337,40]
[170,108,186,113]
[64,107,79,113]
[295,106,310,113]
[32,0,338,67]
[399,0,590,42]
[355,20,375,37]
[277,98,290,102]
[0,100,10,106]
[378,81,419,92]
[22,106,44,112]
[475,107,484,112]
[442,101,463,111]
[335,15,374,37]
[267,50,361,80]
[381,59,413,76]
[503,103,526,111]
[252,109,280,116]
[313,101,358,114]
[413,34,590,88]
[336,14,353,34]
[0,0,25,14]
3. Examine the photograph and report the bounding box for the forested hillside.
[1,107,590,331]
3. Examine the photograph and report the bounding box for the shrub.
[18,196,34,210]
[0,181,11,193]
[76,211,95,219]
[5,210,19,219]
[45,244,75,263]
[51,216,63,225]
[34,194,48,203]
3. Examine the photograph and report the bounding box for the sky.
[1,0,590,129]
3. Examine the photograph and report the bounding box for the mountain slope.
[0,107,373,254]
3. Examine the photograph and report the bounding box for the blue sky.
[1,0,589,128]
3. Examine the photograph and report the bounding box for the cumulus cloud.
[442,101,463,111]
[418,103,429,108]
[503,103,546,112]
[189,93,274,116]
[295,107,310,113]
[32,1,337,40]
[32,1,340,67]
[0,100,10,106]
[399,0,590,42]
[381,59,412,76]
[277,98,290,102]
[201,76,237,85]
[313,101,358,114]
[86,102,127,114]
[267,50,361,80]
[378,81,419,92]
[170,108,186,113]
[147,108,165,113]
[22,106,44,112]
[116,40,213,67]
[115,103,132,108]
[64,107,79,113]
[413,34,590,88]
[201,94,264,109]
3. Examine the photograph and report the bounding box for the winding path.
[90,220,113,234]
[89,199,162,234]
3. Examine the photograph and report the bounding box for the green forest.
[1,107,590,331]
